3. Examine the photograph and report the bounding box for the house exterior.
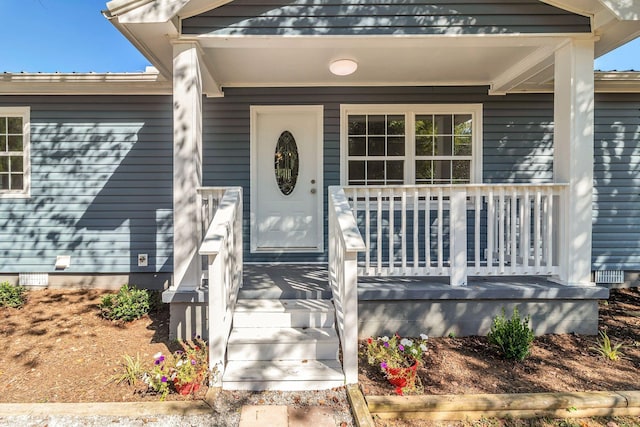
[1,0,640,389]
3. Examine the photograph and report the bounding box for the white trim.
[250,105,325,254]
[0,106,30,199]
[0,72,172,95]
[340,104,483,186]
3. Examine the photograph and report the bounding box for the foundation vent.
[19,273,49,287]
[594,270,624,284]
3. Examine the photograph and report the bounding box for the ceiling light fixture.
[329,59,358,76]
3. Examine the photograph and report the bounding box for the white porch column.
[553,39,595,286]
[173,42,203,289]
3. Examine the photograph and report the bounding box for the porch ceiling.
[197,37,543,89]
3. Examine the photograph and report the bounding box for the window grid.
[0,115,25,191]
[347,114,406,185]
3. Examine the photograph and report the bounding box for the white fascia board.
[107,0,233,23]
[0,72,172,95]
[597,0,640,20]
[538,0,594,17]
[490,45,559,95]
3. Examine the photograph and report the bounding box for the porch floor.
[240,264,609,301]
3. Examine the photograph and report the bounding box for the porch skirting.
[357,276,609,337]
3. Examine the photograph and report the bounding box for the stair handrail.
[328,186,366,384]
[200,186,243,386]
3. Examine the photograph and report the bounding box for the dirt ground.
[0,286,639,414]
[359,287,640,397]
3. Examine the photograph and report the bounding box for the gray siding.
[182,0,590,36]
[0,96,173,274]
[593,94,640,270]
[203,86,555,263]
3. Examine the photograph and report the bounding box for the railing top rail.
[329,186,366,252]
[200,187,243,256]
[197,186,235,194]
[342,183,569,190]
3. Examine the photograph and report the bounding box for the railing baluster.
[522,189,530,270]
[546,187,554,272]
[413,188,419,271]
[365,188,371,272]
[377,188,382,275]
[424,187,431,272]
[401,189,407,271]
[499,187,505,274]
[487,188,494,271]
[511,188,517,272]
[534,189,541,271]
[389,188,395,274]
[437,187,443,270]
[474,187,481,272]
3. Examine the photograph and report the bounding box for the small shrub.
[99,284,150,321]
[487,307,535,361]
[591,330,624,361]
[0,281,26,308]
[110,353,144,386]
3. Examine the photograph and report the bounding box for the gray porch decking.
[241,264,608,337]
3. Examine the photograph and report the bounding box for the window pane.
[368,137,385,156]
[348,115,366,135]
[387,160,404,183]
[11,156,23,172]
[348,137,366,156]
[0,118,5,134]
[415,136,433,156]
[387,115,404,135]
[452,160,471,182]
[0,135,5,152]
[415,160,433,183]
[434,135,452,156]
[368,115,385,135]
[433,160,451,183]
[454,114,472,135]
[0,157,8,172]
[433,115,452,135]
[454,136,472,156]
[10,174,23,190]
[348,160,365,184]
[387,136,405,156]
[0,174,8,190]
[367,161,384,182]
[7,117,22,134]
[415,115,433,135]
[8,135,22,151]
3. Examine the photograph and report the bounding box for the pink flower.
[380,362,388,370]
[399,344,405,351]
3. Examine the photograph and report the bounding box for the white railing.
[199,186,243,386]
[328,187,366,385]
[342,183,567,286]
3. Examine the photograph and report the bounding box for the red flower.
[395,387,404,396]
[367,338,373,344]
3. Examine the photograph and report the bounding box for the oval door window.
[274,131,299,196]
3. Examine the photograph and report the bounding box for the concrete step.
[227,327,339,360]
[223,359,345,391]
[233,299,335,328]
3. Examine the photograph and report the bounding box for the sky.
[0,0,639,73]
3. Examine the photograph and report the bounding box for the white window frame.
[0,106,30,198]
[340,104,483,185]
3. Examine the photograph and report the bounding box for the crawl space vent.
[594,270,624,284]
[19,273,49,287]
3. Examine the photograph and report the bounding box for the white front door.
[250,106,324,253]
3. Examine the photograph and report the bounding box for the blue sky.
[1,0,639,73]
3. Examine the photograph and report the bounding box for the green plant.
[110,353,144,386]
[141,339,209,400]
[143,352,172,401]
[0,281,26,308]
[99,284,150,321]
[487,307,535,361]
[364,333,428,395]
[591,330,624,361]
[448,331,457,339]
[172,338,209,387]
